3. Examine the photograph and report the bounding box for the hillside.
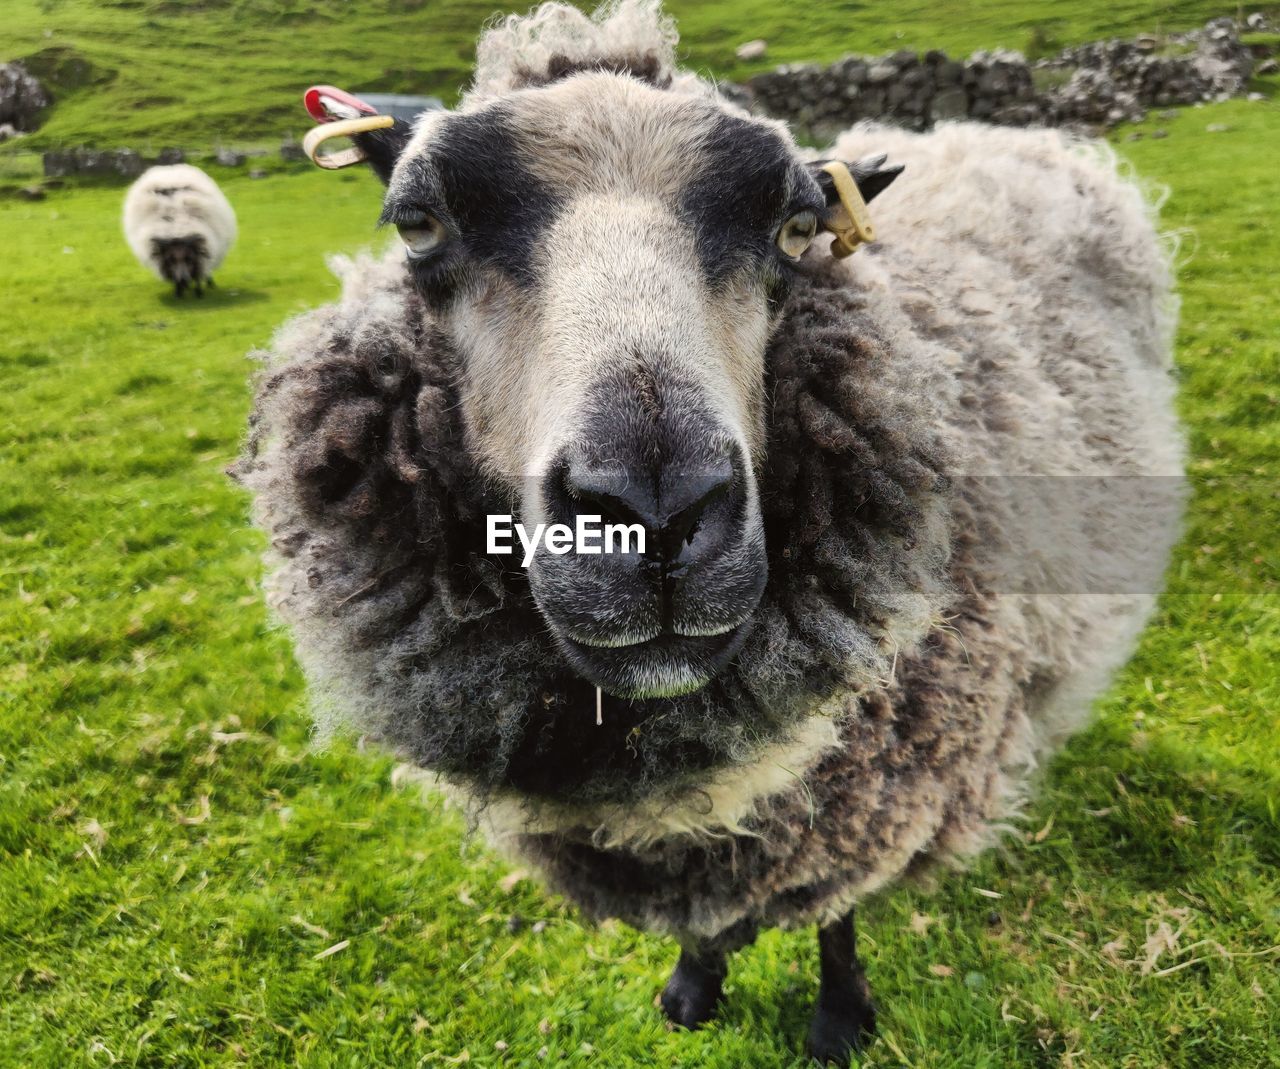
[0,0,1257,150]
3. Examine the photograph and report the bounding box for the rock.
[1245,12,1266,31]
[930,87,968,120]
[977,68,1006,94]
[41,148,143,178]
[249,168,268,179]
[735,39,767,61]
[833,57,868,83]
[1193,17,1253,96]
[859,86,886,114]
[717,81,754,111]
[113,149,144,177]
[0,122,19,142]
[886,80,914,106]
[990,102,1041,125]
[866,63,897,85]
[1126,131,1143,141]
[280,140,307,162]
[1151,128,1169,138]
[1257,59,1278,75]
[1248,91,1265,101]
[0,61,50,133]
[1205,122,1230,132]
[156,147,184,165]
[215,147,246,167]
[18,185,46,200]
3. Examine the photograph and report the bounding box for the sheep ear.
[808,154,904,206]
[350,120,414,184]
[807,156,904,258]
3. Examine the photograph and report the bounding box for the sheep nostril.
[580,489,646,532]
[552,450,741,565]
[656,467,731,561]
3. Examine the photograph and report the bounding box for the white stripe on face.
[417,75,797,479]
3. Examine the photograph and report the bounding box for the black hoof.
[807,993,877,1064]
[659,955,724,1030]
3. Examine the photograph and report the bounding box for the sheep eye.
[776,210,818,259]
[397,214,448,259]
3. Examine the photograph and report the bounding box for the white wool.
[121,164,237,280]
[469,0,677,102]
[824,121,1185,758]
[455,708,846,851]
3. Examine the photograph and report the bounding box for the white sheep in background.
[122,164,236,297]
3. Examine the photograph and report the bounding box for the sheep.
[122,164,236,297]
[232,1,1185,1060]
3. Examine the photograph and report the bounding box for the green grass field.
[2,3,1279,1067]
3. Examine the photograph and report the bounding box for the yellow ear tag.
[821,160,876,259]
[302,114,395,170]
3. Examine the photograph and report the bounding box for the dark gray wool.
[232,256,954,808]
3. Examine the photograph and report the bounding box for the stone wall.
[40,145,288,178]
[0,62,49,138]
[742,16,1262,141]
[42,148,145,179]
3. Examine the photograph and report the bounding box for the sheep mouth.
[553,621,754,699]
[566,618,746,649]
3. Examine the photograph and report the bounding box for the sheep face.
[247,9,946,804]
[378,74,828,699]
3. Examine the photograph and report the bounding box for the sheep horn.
[302,114,396,170]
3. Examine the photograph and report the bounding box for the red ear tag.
[303,85,378,123]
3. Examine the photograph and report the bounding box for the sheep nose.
[563,454,736,564]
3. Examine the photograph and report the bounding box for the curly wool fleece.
[235,3,1183,940]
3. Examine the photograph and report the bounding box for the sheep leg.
[174,278,187,298]
[660,946,725,1030]
[660,918,757,1030]
[807,908,877,1063]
